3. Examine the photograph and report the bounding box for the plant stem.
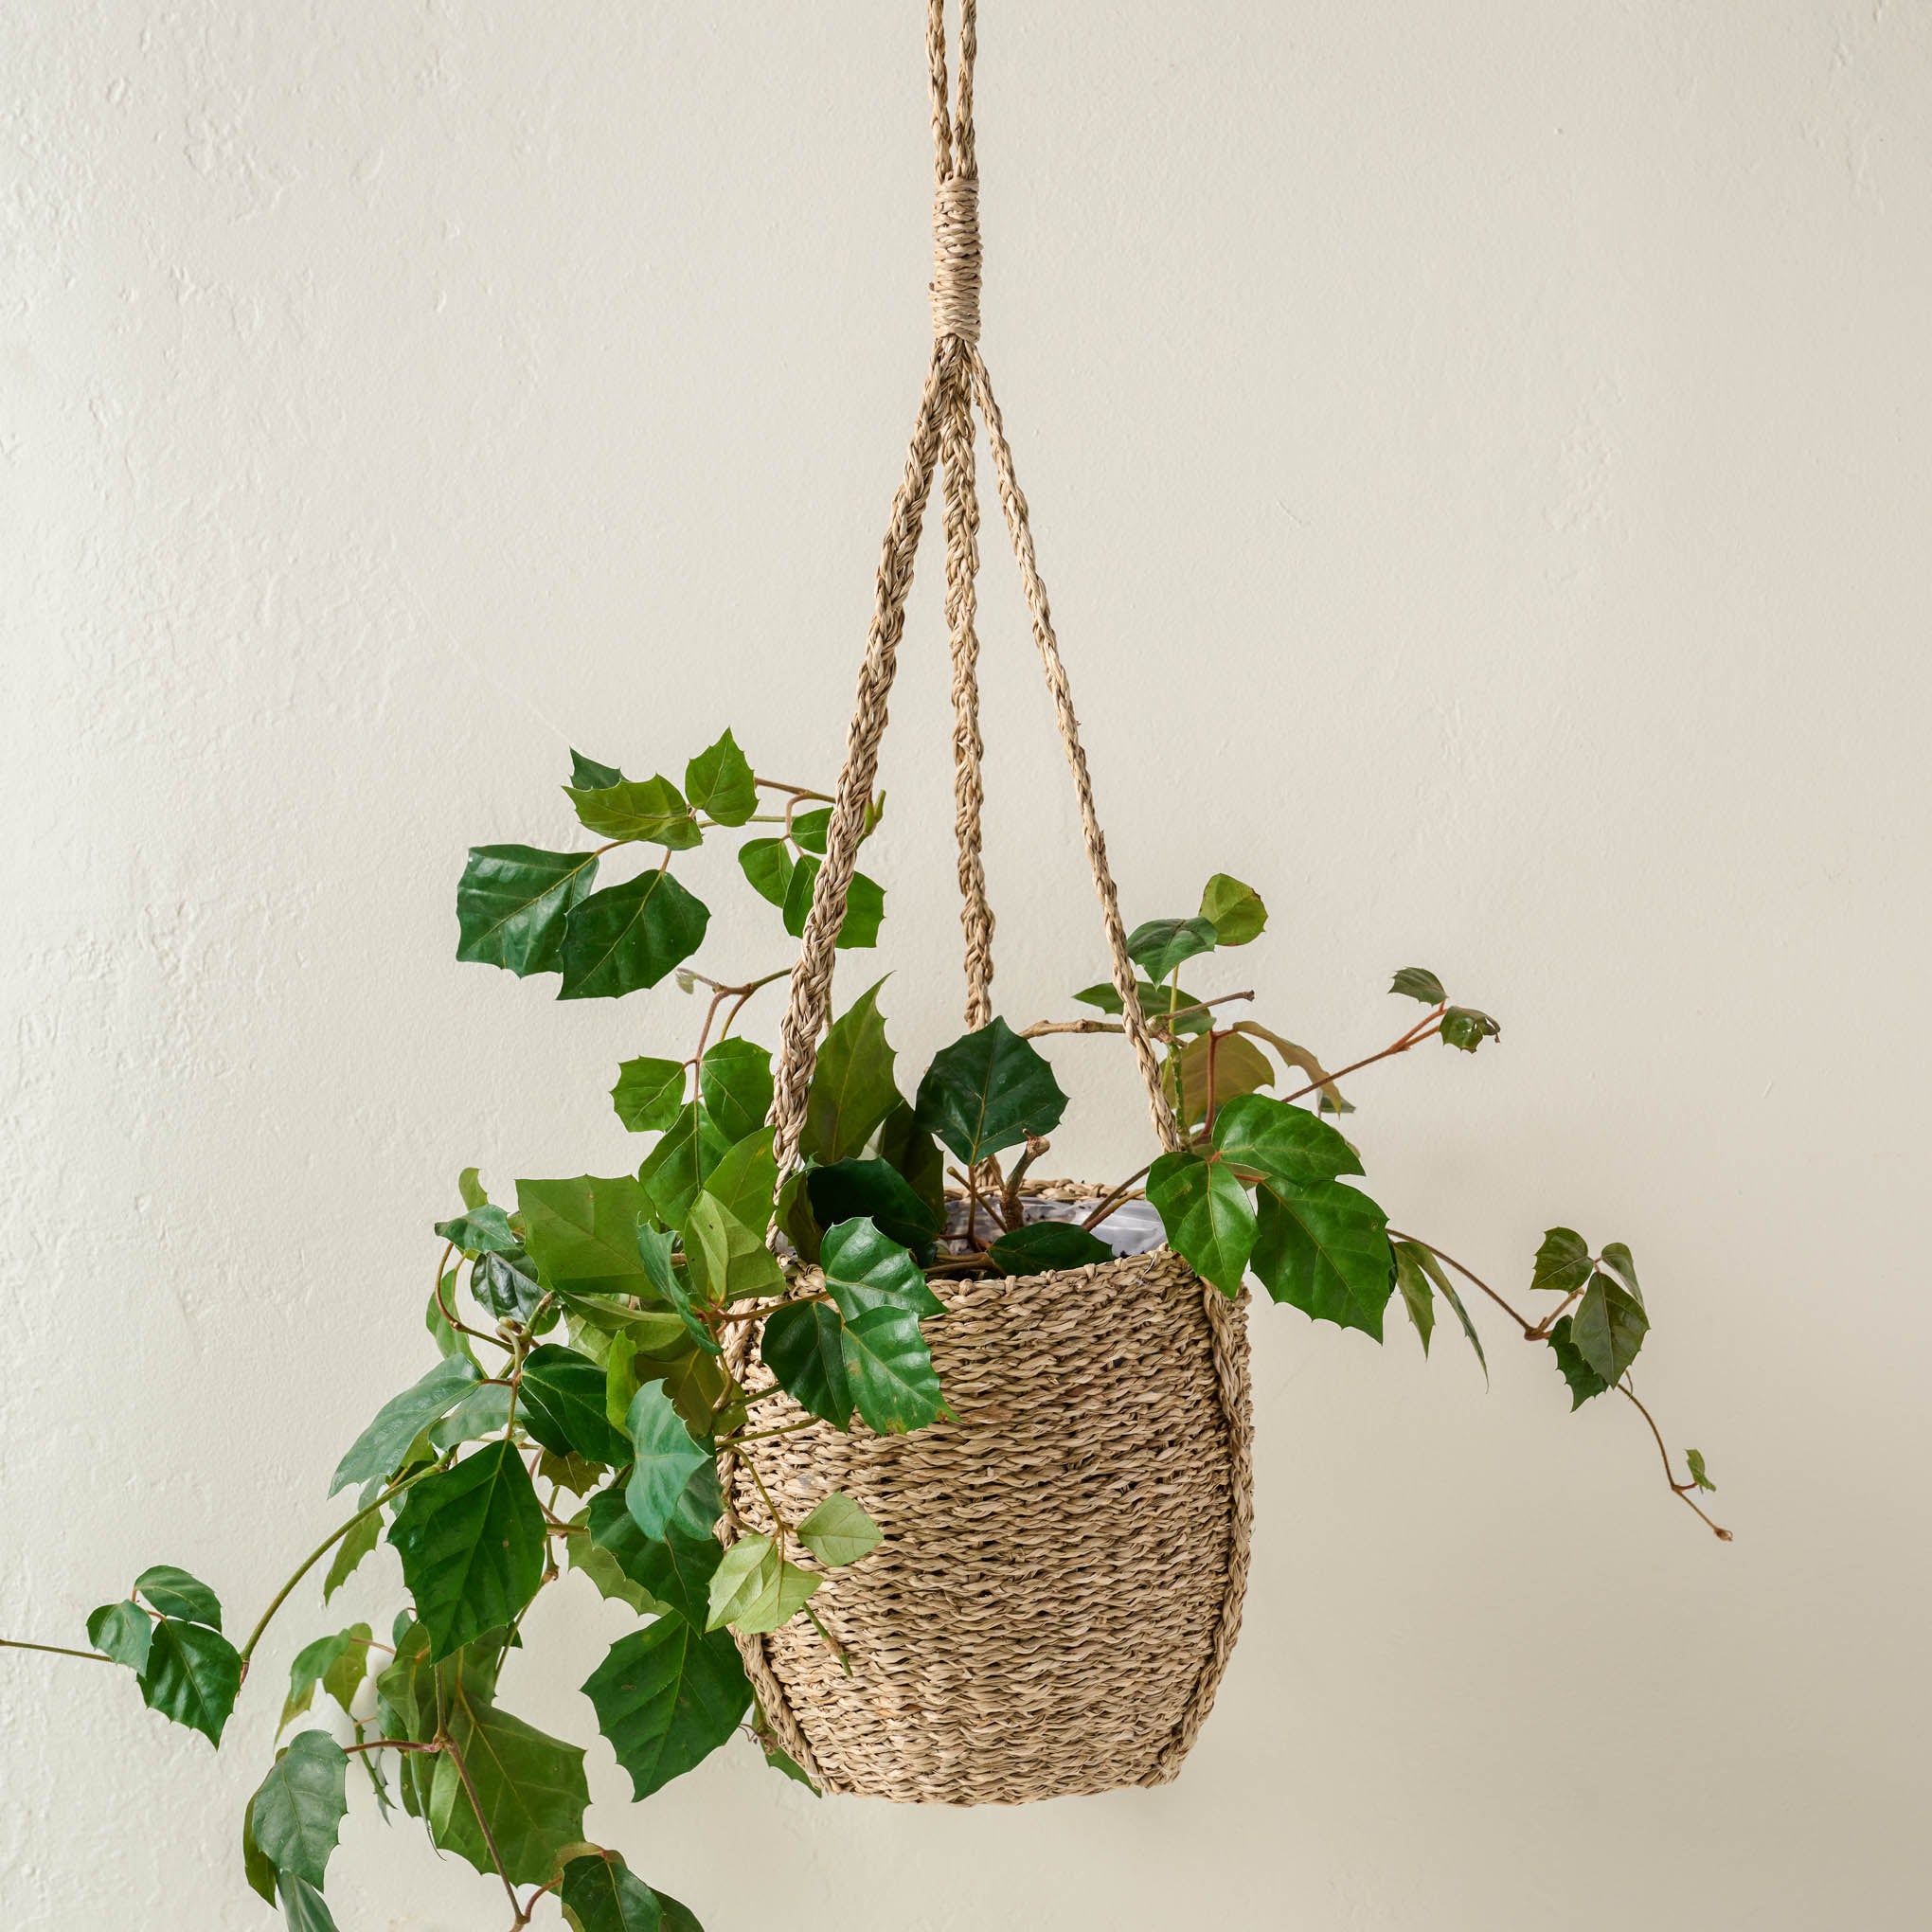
[1278,1009,1444,1107]
[0,1637,113,1664]
[1619,1378,1733,1540]
[1080,1157,1159,1232]
[439,1731,520,1922]
[1386,1229,1536,1333]
[724,1416,823,1448]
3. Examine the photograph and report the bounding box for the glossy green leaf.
[1389,966,1446,1005]
[987,1221,1115,1276]
[561,1848,704,1932]
[1126,915,1219,981]
[517,1175,654,1297]
[637,1223,723,1355]
[280,1626,367,1731]
[581,1617,750,1801]
[623,1385,712,1539]
[560,869,710,1000]
[564,776,702,848]
[426,1273,479,1365]
[387,1441,546,1660]
[801,980,900,1165]
[277,1875,341,1932]
[426,1679,590,1885]
[1398,1241,1487,1380]
[658,1346,733,1440]
[472,1244,545,1322]
[1145,1151,1257,1296]
[636,1108,731,1231]
[1601,1241,1643,1305]
[738,837,795,908]
[841,1304,944,1436]
[1162,1030,1275,1130]
[1440,1006,1501,1051]
[705,1534,820,1634]
[137,1616,241,1745]
[586,1489,720,1624]
[818,1217,943,1319]
[133,1565,222,1630]
[1547,1315,1610,1408]
[685,1191,785,1306]
[248,1731,348,1891]
[329,1355,484,1496]
[789,807,832,854]
[538,1449,607,1495]
[781,853,886,948]
[760,1298,853,1429]
[1250,1180,1394,1338]
[1531,1226,1595,1297]
[685,729,758,826]
[1231,1022,1353,1112]
[914,1018,1068,1167]
[612,1057,688,1134]
[552,1294,689,1352]
[1199,873,1268,946]
[433,1205,518,1256]
[571,749,625,790]
[806,1158,941,1261]
[322,1512,380,1604]
[874,1100,945,1216]
[429,1383,513,1453]
[242,1793,277,1903]
[456,846,599,977]
[1074,977,1213,1037]
[699,1126,778,1237]
[87,1601,152,1672]
[519,1345,633,1465]
[568,1509,663,1617]
[1392,1241,1436,1354]
[1210,1093,1363,1187]
[796,1493,881,1567]
[1687,1448,1715,1493]
[698,1038,774,1143]
[1571,1271,1649,1384]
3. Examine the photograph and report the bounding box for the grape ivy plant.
[3,731,1725,1930]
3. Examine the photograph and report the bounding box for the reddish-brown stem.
[343,1737,438,1757]
[1279,1009,1444,1107]
[1080,1156,1159,1232]
[1619,1379,1733,1540]
[1386,1229,1537,1333]
[433,1242,498,1348]
[439,1732,519,1919]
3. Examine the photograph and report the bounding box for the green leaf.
[1389,967,1446,1005]
[387,1441,546,1660]
[1440,1006,1501,1051]
[1231,1022,1353,1112]
[426,1681,590,1885]
[1600,1241,1643,1305]
[586,1489,720,1624]
[789,807,832,854]
[1398,1242,1488,1380]
[874,1099,945,1216]
[427,1275,479,1365]
[637,1223,724,1356]
[473,1244,545,1322]
[796,1493,881,1567]
[760,1298,853,1429]
[841,1304,944,1436]
[427,1383,512,1452]
[568,1507,664,1617]
[137,1616,241,1745]
[1161,1030,1276,1130]
[782,853,886,948]
[987,1221,1115,1276]
[457,1167,490,1210]
[519,1345,633,1465]
[1126,915,1219,981]
[612,1057,688,1134]
[1199,873,1268,946]
[571,749,625,790]
[705,1534,820,1634]
[1547,1315,1610,1407]
[818,1217,944,1319]
[322,1512,381,1604]
[684,1191,785,1307]
[322,1627,370,1716]
[658,1346,733,1440]
[1686,1448,1715,1493]
[623,1385,712,1539]
[1145,1151,1257,1296]
[685,730,758,826]
[242,1793,277,1904]
[552,1294,689,1353]
[1392,1241,1436,1355]
[802,980,902,1165]
[277,1875,341,1932]
[330,1358,486,1497]
[517,1175,654,1297]
[806,1158,941,1261]
[581,1617,750,1801]
[564,776,702,848]
[133,1565,222,1629]
[1570,1271,1649,1384]
[914,1018,1068,1167]
[636,1109,731,1231]
[433,1205,518,1256]
[561,1848,704,1932]
[559,869,710,1000]
[280,1626,368,1731]
[248,1731,348,1891]
[699,1126,778,1236]
[1210,1093,1364,1187]
[456,846,599,977]
[698,1038,774,1143]
[87,1600,152,1672]
[738,837,795,908]
[1250,1180,1394,1338]
[1075,977,1213,1037]
[1531,1227,1595,1297]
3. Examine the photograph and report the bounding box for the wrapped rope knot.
[931,173,981,341]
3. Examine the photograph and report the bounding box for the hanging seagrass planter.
[716,0,1254,1805]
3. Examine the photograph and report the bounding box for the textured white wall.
[4,3,1928,1926]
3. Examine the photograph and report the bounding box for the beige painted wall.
[4,3,1928,1926]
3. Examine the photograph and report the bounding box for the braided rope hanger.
[763,0,1185,1173]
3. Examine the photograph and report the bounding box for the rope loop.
[931,174,982,343]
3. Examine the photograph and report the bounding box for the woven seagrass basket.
[725,1186,1252,1803]
[723,0,1256,1804]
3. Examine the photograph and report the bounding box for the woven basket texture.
[725,1184,1253,1805]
